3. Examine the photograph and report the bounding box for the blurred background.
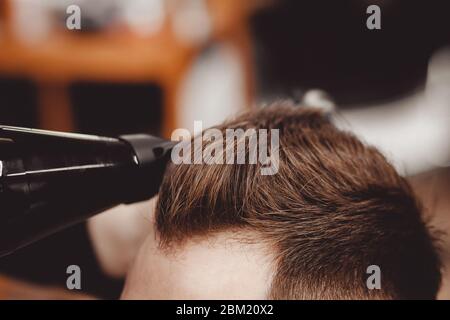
[0,0,448,299]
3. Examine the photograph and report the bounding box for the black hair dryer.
[0,126,175,257]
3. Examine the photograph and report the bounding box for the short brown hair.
[156,101,441,299]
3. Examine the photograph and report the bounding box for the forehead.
[121,230,274,299]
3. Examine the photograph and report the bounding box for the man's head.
[122,101,441,299]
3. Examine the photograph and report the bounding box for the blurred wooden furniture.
[0,275,93,300]
[0,0,264,136]
[0,0,266,299]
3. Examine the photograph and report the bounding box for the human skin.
[120,213,274,300]
[89,196,274,299]
[88,199,157,278]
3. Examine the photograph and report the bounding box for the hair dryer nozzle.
[0,126,174,257]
